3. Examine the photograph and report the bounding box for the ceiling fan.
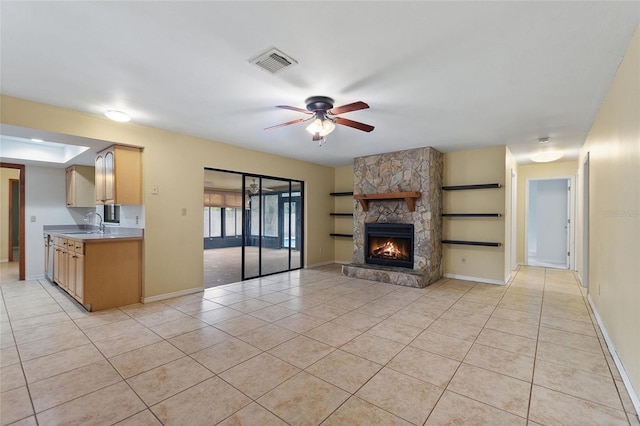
[265,96,374,144]
[247,178,273,194]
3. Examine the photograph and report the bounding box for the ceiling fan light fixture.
[306,118,335,137]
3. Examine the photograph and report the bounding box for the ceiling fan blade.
[264,118,306,130]
[276,105,313,114]
[328,101,369,115]
[334,117,375,132]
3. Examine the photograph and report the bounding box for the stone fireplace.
[342,146,443,288]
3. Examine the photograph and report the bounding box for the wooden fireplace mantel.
[353,192,421,212]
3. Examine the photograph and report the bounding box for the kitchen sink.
[62,231,104,235]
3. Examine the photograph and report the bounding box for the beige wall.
[578,25,640,399]
[1,95,336,297]
[443,146,509,283]
[515,161,578,265]
[0,167,20,261]
[333,165,355,263]
[504,148,517,279]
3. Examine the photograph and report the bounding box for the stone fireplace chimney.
[343,147,443,287]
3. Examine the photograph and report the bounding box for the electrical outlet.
[30,216,36,223]
[135,216,139,225]
[152,185,159,194]
[181,208,187,216]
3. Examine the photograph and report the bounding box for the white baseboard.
[306,260,337,268]
[587,294,640,417]
[443,273,508,285]
[0,259,8,263]
[142,286,203,303]
[27,274,45,281]
[577,273,589,288]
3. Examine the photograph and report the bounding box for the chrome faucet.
[84,212,105,233]
[96,213,104,232]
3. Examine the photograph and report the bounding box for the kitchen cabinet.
[66,240,85,300]
[51,235,142,311]
[66,165,95,207]
[95,145,142,205]
[44,235,51,279]
[53,237,69,290]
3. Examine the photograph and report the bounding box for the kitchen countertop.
[44,225,143,242]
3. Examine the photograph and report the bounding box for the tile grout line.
[524,266,547,423]
[425,266,534,423]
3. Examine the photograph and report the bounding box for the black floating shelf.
[330,233,353,238]
[442,183,502,191]
[442,240,502,247]
[442,213,502,217]
[330,213,354,216]
[330,192,354,196]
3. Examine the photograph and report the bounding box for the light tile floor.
[1,265,638,425]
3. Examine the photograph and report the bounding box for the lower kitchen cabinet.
[52,236,142,311]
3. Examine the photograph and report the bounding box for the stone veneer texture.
[348,146,443,286]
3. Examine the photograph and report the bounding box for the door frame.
[8,178,19,262]
[1,162,25,280]
[581,153,590,287]
[524,175,575,269]
[203,167,304,283]
[510,168,517,271]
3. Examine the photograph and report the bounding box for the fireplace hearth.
[365,223,414,269]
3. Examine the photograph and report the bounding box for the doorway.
[1,163,25,281]
[525,177,573,269]
[243,175,303,279]
[203,168,304,287]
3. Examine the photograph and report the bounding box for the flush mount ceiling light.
[538,137,550,144]
[30,138,43,143]
[104,110,131,122]
[531,151,563,163]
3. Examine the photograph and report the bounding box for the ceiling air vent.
[250,48,297,74]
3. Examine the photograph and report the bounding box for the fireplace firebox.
[365,223,414,269]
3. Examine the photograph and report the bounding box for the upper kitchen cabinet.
[66,165,95,207]
[95,145,142,205]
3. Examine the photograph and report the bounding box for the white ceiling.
[1,2,638,167]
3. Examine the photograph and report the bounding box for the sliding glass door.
[243,175,303,279]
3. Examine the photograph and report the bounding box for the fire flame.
[372,240,406,259]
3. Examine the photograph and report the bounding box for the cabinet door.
[95,153,105,204]
[59,247,68,290]
[66,167,75,206]
[104,150,115,204]
[53,246,60,283]
[67,252,76,295]
[44,236,50,277]
[74,253,84,301]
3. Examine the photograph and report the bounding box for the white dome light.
[531,151,563,163]
[104,110,131,122]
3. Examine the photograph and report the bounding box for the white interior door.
[527,178,570,269]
